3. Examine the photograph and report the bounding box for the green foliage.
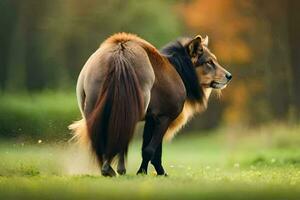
[0,127,300,199]
[0,0,183,91]
[0,92,79,140]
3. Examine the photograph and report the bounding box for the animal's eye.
[206,60,214,65]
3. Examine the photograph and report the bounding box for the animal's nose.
[226,73,232,81]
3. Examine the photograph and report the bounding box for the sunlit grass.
[0,126,300,200]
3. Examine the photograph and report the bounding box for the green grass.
[0,126,300,200]
[0,91,79,140]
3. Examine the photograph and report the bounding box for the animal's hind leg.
[137,115,155,175]
[117,150,127,175]
[101,156,116,177]
[151,142,167,176]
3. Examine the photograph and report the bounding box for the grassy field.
[0,125,300,200]
[0,91,78,140]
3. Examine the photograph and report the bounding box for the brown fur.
[69,33,231,176]
[87,42,145,164]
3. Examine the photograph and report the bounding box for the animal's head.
[185,35,232,90]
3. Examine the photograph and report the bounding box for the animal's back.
[77,33,155,117]
[106,34,156,113]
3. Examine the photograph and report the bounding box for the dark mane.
[160,39,204,103]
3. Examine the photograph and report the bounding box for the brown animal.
[69,33,232,177]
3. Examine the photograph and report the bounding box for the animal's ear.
[187,35,203,57]
[202,35,209,46]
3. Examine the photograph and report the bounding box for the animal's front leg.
[151,142,167,176]
[137,115,171,175]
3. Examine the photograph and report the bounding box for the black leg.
[137,115,171,175]
[101,158,116,177]
[117,150,127,175]
[137,116,154,175]
[151,142,167,176]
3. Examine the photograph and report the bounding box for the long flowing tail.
[85,54,144,165]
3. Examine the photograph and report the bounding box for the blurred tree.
[287,0,300,120]
[3,0,52,91]
[0,0,298,132]
[179,0,297,127]
[0,0,183,91]
[0,0,18,90]
[258,0,292,121]
[178,0,259,128]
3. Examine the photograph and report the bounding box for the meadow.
[1,1,300,199]
[0,125,300,200]
[0,92,78,140]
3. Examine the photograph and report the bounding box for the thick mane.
[160,39,204,103]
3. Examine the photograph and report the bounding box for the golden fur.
[69,119,89,147]
[164,88,212,140]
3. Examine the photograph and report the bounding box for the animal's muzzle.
[210,73,232,89]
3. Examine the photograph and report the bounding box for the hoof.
[117,168,126,175]
[151,163,166,176]
[136,168,147,175]
[157,172,168,177]
[101,165,116,177]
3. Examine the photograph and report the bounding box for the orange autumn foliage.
[178,0,261,125]
[178,0,254,64]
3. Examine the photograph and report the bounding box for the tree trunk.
[287,0,300,120]
[258,0,292,120]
